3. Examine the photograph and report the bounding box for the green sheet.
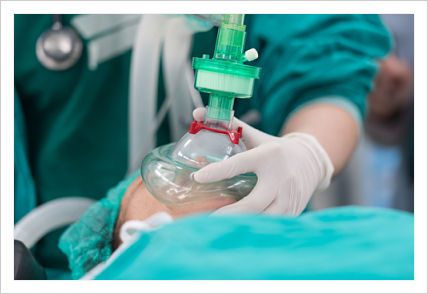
[92,206,413,280]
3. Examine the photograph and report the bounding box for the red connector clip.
[188,120,243,144]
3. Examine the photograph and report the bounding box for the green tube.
[214,14,246,61]
[207,94,235,122]
[192,14,261,124]
[209,14,246,122]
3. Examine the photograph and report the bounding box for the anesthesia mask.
[141,14,261,206]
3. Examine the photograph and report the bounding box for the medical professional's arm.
[192,103,358,215]
[283,103,359,176]
[192,105,336,215]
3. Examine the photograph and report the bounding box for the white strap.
[82,212,174,280]
[119,212,174,244]
[128,15,168,175]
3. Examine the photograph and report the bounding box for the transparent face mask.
[140,110,257,206]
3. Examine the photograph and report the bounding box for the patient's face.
[113,176,235,248]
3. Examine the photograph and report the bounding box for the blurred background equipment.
[311,14,414,213]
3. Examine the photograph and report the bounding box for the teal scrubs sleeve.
[246,14,392,135]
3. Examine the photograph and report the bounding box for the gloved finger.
[264,178,294,215]
[263,198,284,215]
[264,195,301,216]
[264,179,306,216]
[192,107,206,121]
[193,147,262,183]
[231,116,279,148]
[212,178,276,214]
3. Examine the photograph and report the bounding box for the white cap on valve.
[244,48,258,62]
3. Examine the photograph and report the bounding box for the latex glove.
[192,107,334,215]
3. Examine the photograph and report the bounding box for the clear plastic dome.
[141,141,257,206]
[170,128,247,169]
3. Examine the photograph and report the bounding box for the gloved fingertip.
[192,107,206,121]
[191,170,209,184]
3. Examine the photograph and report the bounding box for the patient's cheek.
[119,177,236,222]
[166,197,236,217]
[114,178,235,248]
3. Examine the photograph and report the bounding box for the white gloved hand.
[192,107,335,215]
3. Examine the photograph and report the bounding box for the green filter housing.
[192,14,261,122]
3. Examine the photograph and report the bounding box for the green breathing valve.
[192,14,261,124]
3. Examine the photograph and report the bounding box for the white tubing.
[14,197,95,249]
[127,15,213,173]
[127,15,168,175]
[163,16,212,141]
[163,17,195,142]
